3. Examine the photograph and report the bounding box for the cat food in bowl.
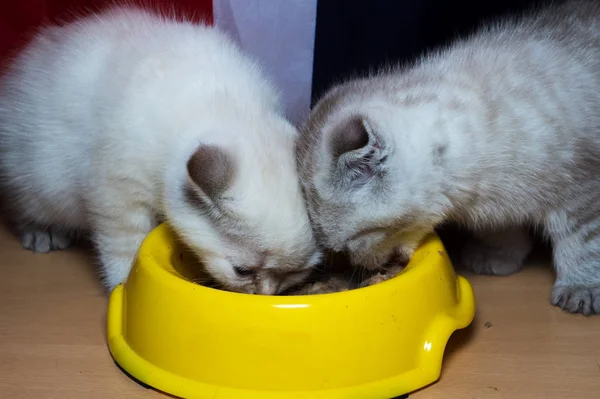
[107,223,475,399]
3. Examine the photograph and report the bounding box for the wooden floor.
[0,221,599,399]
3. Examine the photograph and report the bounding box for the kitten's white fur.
[297,0,600,314]
[0,7,321,294]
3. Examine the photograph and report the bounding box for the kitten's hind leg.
[547,210,600,315]
[20,226,73,253]
[459,226,533,276]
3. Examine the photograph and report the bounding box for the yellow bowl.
[107,223,475,399]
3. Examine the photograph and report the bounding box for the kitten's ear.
[328,116,386,184]
[329,116,370,159]
[186,145,235,202]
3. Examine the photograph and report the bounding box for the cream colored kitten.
[0,7,321,294]
[297,0,600,314]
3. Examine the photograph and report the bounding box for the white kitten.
[297,0,600,314]
[0,7,322,294]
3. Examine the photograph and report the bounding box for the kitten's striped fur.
[297,0,600,314]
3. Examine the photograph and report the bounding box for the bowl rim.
[135,223,446,302]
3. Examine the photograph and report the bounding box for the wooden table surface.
[1,221,599,399]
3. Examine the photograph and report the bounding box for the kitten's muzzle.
[346,231,413,271]
[256,278,281,295]
[348,247,407,272]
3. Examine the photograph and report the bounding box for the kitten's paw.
[459,227,532,276]
[551,284,600,315]
[460,240,526,276]
[21,229,72,253]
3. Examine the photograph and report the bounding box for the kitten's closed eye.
[233,266,255,277]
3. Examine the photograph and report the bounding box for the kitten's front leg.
[92,208,157,292]
[547,212,600,315]
[459,226,533,276]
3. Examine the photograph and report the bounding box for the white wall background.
[213,0,318,125]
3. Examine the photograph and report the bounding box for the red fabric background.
[0,0,213,67]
